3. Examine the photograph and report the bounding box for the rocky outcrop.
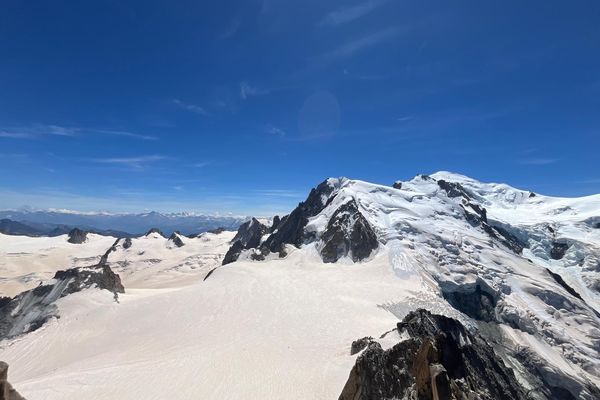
[262,180,337,253]
[144,227,166,237]
[392,181,402,190]
[122,237,133,249]
[222,218,268,265]
[320,199,378,263]
[440,279,499,322]
[437,179,471,199]
[169,232,185,247]
[222,240,245,265]
[550,241,569,260]
[0,362,25,400]
[67,227,87,244]
[339,309,528,400]
[0,241,124,339]
[269,215,282,233]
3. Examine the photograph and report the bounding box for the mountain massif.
[0,172,599,399]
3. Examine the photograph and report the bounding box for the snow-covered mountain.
[0,209,247,236]
[0,172,599,399]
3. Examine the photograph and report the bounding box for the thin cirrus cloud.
[254,189,304,198]
[193,161,212,168]
[93,129,158,141]
[519,158,560,165]
[90,155,167,169]
[319,0,386,26]
[240,82,268,100]
[267,125,286,137]
[325,26,400,60]
[0,125,157,141]
[173,99,209,116]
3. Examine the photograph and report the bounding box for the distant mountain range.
[0,210,248,237]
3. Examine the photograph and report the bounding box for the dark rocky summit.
[269,215,282,233]
[169,232,185,247]
[222,218,268,265]
[144,227,166,237]
[262,180,337,253]
[67,227,87,244]
[392,181,402,190]
[320,200,378,263]
[339,309,528,400]
[437,179,471,199]
[221,179,381,264]
[0,362,25,400]
[122,237,133,249]
[0,242,124,339]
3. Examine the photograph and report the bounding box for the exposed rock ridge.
[0,362,25,400]
[223,179,379,264]
[339,309,529,400]
[0,240,124,339]
[319,199,378,263]
[222,218,269,265]
[67,227,87,244]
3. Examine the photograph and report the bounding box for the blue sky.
[1,0,599,215]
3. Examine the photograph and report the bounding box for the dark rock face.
[269,215,282,233]
[169,232,185,247]
[437,179,471,199]
[339,309,528,400]
[320,200,378,263]
[529,191,537,198]
[0,242,124,339]
[551,242,570,260]
[231,218,268,249]
[440,280,499,322]
[0,362,26,400]
[350,336,374,355]
[222,240,245,265]
[207,227,226,235]
[122,237,133,249]
[263,180,336,253]
[144,227,166,237]
[67,227,87,244]
[546,268,583,301]
[222,218,268,265]
[393,181,402,190]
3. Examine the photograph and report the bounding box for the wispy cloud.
[240,82,268,99]
[519,158,560,165]
[397,116,413,122]
[173,99,209,116]
[0,125,157,141]
[0,125,77,139]
[193,161,212,168]
[326,27,400,60]
[93,129,158,141]
[0,131,33,139]
[267,125,286,137]
[254,189,303,198]
[90,155,166,169]
[320,0,386,26]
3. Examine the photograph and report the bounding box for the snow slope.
[105,231,235,289]
[0,233,117,297]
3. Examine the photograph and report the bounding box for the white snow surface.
[1,172,600,399]
[0,233,117,297]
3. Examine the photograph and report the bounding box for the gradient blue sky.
[1,0,599,215]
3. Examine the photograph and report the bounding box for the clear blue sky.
[1,0,599,215]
